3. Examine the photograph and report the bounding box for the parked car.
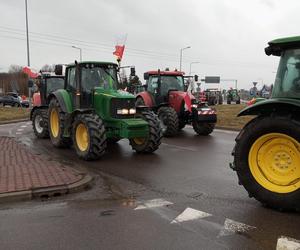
[0,92,29,107]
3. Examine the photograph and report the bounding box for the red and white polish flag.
[113,34,127,60]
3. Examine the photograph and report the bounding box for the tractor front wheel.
[130,111,162,153]
[158,107,179,137]
[32,108,49,138]
[48,98,71,147]
[73,113,107,160]
[233,115,300,211]
[192,122,215,136]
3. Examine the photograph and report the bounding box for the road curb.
[0,118,30,125]
[215,126,240,132]
[0,174,93,203]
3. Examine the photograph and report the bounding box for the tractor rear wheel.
[192,122,215,136]
[48,98,71,147]
[73,113,107,160]
[233,115,300,211]
[32,108,49,138]
[130,110,162,153]
[158,107,179,137]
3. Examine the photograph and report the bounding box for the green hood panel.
[238,98,300,116]
[94,88,135,99]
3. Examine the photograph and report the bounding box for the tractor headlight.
[191,104,198,108]
[129,108,136,114]
[117,108,136,115]
[117,109,129,115]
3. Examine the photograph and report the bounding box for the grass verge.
[214,104,254,130]
[0,107,30,123]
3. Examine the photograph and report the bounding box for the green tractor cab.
[47,61,162,160]
[232,36,300,211]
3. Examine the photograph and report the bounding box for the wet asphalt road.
[0,122,299,250]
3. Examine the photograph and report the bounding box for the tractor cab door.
[147,75,166,105]
[66,66,78,109]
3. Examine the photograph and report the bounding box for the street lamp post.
[72,46,82,61]
[179,46,191,71]
[189,61,200,75]
[25,0,30,67]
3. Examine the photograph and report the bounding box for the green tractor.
[47,61,162,160]
[226,88,240,104]
[232,36,300,211]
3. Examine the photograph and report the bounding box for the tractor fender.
[136,92,155,107]
[238,98,300,117]
[48,90,73,114]
[30,105,48,121]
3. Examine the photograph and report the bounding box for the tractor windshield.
[160,75,184,94]
[81,65,118,92]
[46,78,64,93]
[273,49,300,98]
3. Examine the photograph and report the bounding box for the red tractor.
[136,70,217,136]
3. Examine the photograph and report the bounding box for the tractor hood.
[169,90,195,100]
[238,98,300,116]
[94,88,135,99]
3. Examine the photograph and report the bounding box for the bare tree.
[8,64,23,73]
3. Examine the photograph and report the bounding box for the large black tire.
[130,110,162,153]
[48,98,71,148]
[32,108,49,139]
[227,98,231,105]
[236,99,241,104]
[158,106,179,137]
[192,122,215,136]
[73,113,107,160]
[233,115,300,211]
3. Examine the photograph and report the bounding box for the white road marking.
[21,125,27,128]
[171,207,211,224]
[26,122,31,125]
[219,218,256,237]
[17,128,24,131]
[16,132,22,135]
[134,198,173,210]
[276,236,300,250]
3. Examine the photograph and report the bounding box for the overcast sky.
[0,0,300,89]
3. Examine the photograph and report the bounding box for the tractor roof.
[265,36,300,56]
[67,61,118,67]
[146,70,184,76]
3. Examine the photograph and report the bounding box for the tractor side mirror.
[55,64,63,75]
[194,75,199,82]
[144,73,149,80]
[130,67,136,77]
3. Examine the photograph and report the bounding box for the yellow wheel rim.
[133,137,146,145]
[249,133,300,193]
[50,109,59,138]
[75,123,89,152]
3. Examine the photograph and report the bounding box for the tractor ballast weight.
[232,36,300,211]
[44,61,162,160]
[136,69,217,137]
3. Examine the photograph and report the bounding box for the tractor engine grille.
[110,98,136,119]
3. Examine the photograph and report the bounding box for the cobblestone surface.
[0,137,83,194]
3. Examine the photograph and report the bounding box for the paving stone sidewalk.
[0,137,92,201]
